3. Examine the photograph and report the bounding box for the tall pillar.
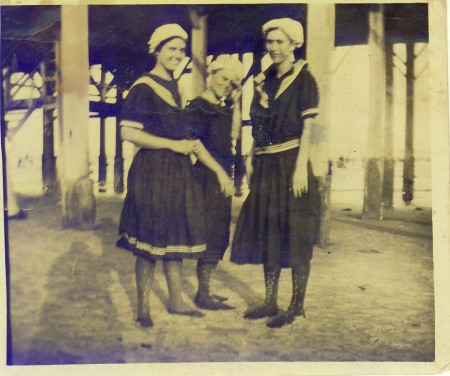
[428,1,450,365]
[189,7,208,97]
[114,85,124,194]
[40,46,58,194]
[98,67,107,192]
[362,5,386,220]
[306,4,335,246]
[58,5,96,229]
[382,41,394,208]
[402,43,415,204]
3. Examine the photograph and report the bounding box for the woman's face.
[209,69,236,99]
[156,37,186,72]
[265,29,295,65]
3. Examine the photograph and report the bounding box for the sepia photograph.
[0,0,449,375]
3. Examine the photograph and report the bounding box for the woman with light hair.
[185,56,244,310]
[230,18,321,328]
[117,24,233,328]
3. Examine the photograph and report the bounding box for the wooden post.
[382,41,394,208]
[58,5,96,229]
[114,85,124,194]
[363,5,386,220]
[189,8,208,97]
[402,42,415,204]
[4,67,11,107]
[40,46,58,194]
[306,4,335,247]
[98,67,107,192]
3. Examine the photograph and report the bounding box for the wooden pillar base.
[382,158,395,208]
[61,179,96,229]
[402,157,414,204]
[316,170,332,248]
[363,158,383,220]
[114,156,124,194]
[98,154,107,192]
[42,154,58,194]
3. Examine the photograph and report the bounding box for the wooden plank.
[189,8,208,98]
[58,5,96,229]
[114,86,124,194]
[402,42,415,204]
[307,4,335,247]
[362,5,386,220]
[382,42,394,209]
[40,52,58,194]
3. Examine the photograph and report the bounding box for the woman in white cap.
[117,24,234,328]
[185,56,244,310]
[230,18,321,328]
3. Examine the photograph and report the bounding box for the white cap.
[262,18,304,49]
[208,56,246,81]
[148,24,188,54]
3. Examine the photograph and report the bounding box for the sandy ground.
[6,193,434,365]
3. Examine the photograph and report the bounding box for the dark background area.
[1,4,429,85]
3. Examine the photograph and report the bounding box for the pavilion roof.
[1,3,428,85]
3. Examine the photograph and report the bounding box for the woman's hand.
[292,164,308,198]
[230,82,242,104]
[217,171,234,197]
[192,139,233,196]
[171,140,196,155]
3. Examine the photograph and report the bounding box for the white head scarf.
[262,18,304,49]
[208,56,246,82]
[147,24,188,54]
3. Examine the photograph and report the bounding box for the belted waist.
[254,139,300,155]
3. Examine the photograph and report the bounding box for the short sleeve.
[298,69,319,120]
[120,84,155,130]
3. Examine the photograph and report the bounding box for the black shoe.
[8,209,28,220]
[136,315,154,328]
[195,293,234,311]
[243,305,278,320]
[211,294,228,302]
[266,308,305,328]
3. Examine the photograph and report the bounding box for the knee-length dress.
[185,97,235,262]
[117,73,206,261]
[230,60,321,268]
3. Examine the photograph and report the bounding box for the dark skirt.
[230,148,320,268]
[195,165,232,263]
[117,148,206,262]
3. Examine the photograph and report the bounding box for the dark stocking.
[267,263,310,328]
[244,264,281,319]
[135,256,156,328]
[163,260,204,317]
[195,259,233,310]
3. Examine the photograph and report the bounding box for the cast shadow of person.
[22,240,127,365]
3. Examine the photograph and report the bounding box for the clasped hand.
[172,139,197,155]
[173,139,234,197]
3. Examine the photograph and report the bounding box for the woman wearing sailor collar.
[117,24,234,328]
[185,56,244,311]
[230,18,321,328]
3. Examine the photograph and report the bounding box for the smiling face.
[209,68,236,99]
[264,28,295,65]
[156,37,186,73]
